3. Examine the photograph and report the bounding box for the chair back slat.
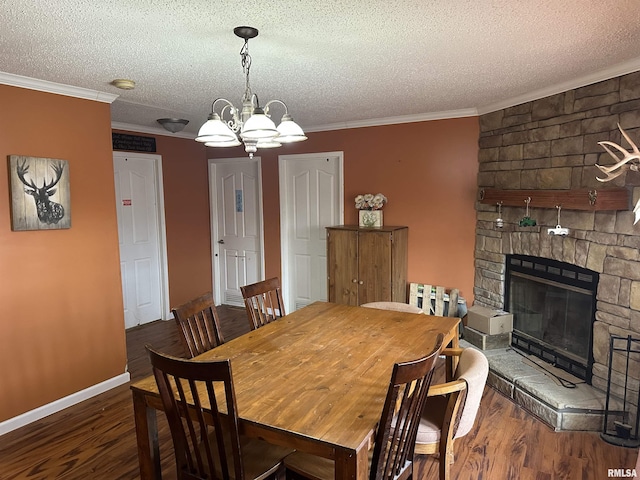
[172,292,225,358]
[147,346,243,480]
[240,277,285,330]
[370,333,444,480]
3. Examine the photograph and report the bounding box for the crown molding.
[477,56,640,115]
[112,108,479,139]
[111,121,195,139]
[305,108,479,133]
[0,71,118,103]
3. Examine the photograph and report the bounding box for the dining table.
[130,301,460,480]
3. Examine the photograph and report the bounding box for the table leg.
[334,446,367,480]
[132,391,161,480]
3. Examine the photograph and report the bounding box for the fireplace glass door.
[506,255,598,382]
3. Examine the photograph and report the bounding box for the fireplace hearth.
[505,254,598,383]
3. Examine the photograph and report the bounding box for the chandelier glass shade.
[196,26,307,157]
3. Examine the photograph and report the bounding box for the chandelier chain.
[240,39,252,103]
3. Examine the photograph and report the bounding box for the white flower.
[355,193,387,210]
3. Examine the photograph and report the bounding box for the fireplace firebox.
[505,254,598,383]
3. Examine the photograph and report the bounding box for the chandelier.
[195,26,307,157]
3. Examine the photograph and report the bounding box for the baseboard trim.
[0,372,130,436]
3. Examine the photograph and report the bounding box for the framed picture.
[8,155,71,231]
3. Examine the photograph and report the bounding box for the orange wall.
[0,85,126,422]
[208,116,480,302]
[1,91,478,425]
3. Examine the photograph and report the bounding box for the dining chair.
[361,301,423,314]
[240,277,286,330]
[171,292,225,358]
[284,333,445,480]
[414,347,489,480]
[146,345,295,480]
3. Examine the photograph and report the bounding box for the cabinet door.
[327,229,358,305]
[357,231,392,304]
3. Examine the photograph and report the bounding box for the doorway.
[209,157,264,307]
[113,152,170,329]
[279,152,344,313]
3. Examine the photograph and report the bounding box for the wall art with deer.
[8,155,71,231]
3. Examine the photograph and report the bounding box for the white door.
[209,158,263,307]
[114,152,168,328]
[279,152,344,312]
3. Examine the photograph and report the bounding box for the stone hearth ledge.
[461,340,623,431]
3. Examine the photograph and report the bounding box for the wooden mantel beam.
[478,188,630,211]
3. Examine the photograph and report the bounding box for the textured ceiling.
[2,0,640,137]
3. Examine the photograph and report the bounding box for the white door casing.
[279,152,344,313]
[209,158,264,307]
[113,152,170,328]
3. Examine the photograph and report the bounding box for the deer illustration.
[16,159,66,224]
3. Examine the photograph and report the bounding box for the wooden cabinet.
[326,225,408,306]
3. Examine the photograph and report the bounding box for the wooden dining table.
[130,301,459,480]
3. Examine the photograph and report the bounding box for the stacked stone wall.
[476,71,640,401]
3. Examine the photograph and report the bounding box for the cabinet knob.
[358,280,364,285]
[352,279,358,283]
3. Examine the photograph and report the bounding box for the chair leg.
[439,443,455,480]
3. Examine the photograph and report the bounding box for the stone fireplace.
[473,71,640,429]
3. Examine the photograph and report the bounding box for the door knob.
[218,239,225,244]
[352,279,358,283]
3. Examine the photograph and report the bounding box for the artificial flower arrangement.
[354,193,387,210]
[355,193,387,227]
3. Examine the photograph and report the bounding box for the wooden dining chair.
[361,301,424,314]
[284,333,445,480]
[414,347,489,480]
[240,277,285,330]
[147,345,294,480]
[171,292,225,358]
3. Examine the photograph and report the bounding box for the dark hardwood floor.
[0,305,636,479]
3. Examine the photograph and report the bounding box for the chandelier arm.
[211,98,235,114]
[210,98,241,132]
[264,99,289,117]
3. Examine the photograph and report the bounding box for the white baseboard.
[0,372,130,436]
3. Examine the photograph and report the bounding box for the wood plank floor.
[0,305,637,479]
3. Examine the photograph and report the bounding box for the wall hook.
[495,201,503,228]
[519,196,536,226]
[548,205,569,235]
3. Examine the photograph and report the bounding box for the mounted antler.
[596,124,640,182]
[596,124,640,224]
